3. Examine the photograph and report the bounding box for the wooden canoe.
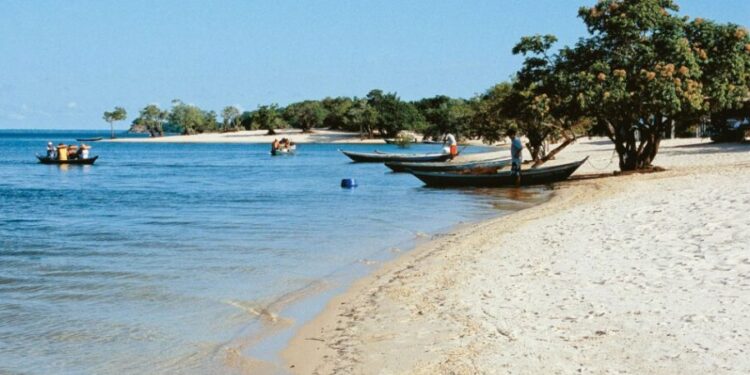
[409,157,587,187]
[340,150,452,163]
[385,157,511,173]
[37,155,99,165]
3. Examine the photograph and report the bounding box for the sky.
[0,0,748,129]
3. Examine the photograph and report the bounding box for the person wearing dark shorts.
[507,128,523,185]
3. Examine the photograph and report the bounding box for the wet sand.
[282,137,750,374]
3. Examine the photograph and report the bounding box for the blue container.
[341,178,358,188]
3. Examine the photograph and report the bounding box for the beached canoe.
[408,157,587,187]
[37,155,98,165]
[76,137,103,142]
[385,157,511,173]
[340,149,452,163]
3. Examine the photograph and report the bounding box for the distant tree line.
[116,0,748,171]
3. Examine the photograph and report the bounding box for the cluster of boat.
[339,149,586,188]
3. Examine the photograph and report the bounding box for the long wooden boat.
[340,149,452,163]
[409,157,588,187]
[37,155,98,165]
[385,157,510,173]
[76,137,103,142]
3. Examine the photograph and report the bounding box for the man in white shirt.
[443,133,458,160]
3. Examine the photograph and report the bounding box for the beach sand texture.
[283,138,750,375]
[104,129,393,144]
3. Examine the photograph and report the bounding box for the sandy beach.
[105,129,401,144]
[282,137,750,374]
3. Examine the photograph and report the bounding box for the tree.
[366,90,426,138]
[414,96,474,140]
[321,97,355,130]
[135,104,168,137]
[569,0,705,170]
[685,18,750,137]
[344,98,378,138]
[103,106,127,139]
[469,83,517,144]
[253,104,285,135]
[283,101,327,132]
[221,106,241,132]
[508,34,587,165]
[168,99,217,135]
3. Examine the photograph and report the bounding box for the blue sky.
[0,0,747,129]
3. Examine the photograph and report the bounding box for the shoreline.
[101,129,497,146]
[281,138,750,374]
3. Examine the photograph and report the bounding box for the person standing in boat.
[46,142,56,158]
[507,127,523,185]
[443,133,458,160]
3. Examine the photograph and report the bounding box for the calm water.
[0,130,549,374]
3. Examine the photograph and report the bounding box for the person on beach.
[46,142,56,158]
[507,127,523,185]
[443,133,458,159]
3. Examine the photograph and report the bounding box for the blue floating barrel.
[341,178,358,188]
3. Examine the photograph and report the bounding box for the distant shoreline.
[101,129,497,146]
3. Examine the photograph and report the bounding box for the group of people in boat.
[46,142,91,161]
[271,138,296,154]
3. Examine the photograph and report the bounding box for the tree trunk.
[267,128,276,135]
[109,121,115,139]
[531,134,575,168]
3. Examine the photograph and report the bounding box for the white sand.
[105,129,395,144]
[283,137,750,374]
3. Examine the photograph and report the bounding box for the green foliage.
[252,104,286,135]
[134,104,168,137]
[366,90,427,138]
[221,106,242,132]
[283,100,327,132]
[320,97,354,130]
[343,98,378,138]
[168,99,218,135]
[414,96,474,141]
[103,106,127,138]
[469,83,517,144]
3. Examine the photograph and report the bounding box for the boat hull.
[76,137,103,142]
[385,157,510,173]
[410,157,587,187]
[37,156,98,165]
[340,150,451,163]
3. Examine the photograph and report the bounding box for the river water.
[0,130,549,374]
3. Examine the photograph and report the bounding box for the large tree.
[168,99,217,135]
[135,104,168,137]
[571,0,706,170]
[103,106,127,139]
[221,106,241,132]
[469,83,516,144]
[509,35,590,165]
[414,96,474,141]
[283,100,327,133]
[253,104,285,135]
[684,18,750,136]
[366,90,426,138]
